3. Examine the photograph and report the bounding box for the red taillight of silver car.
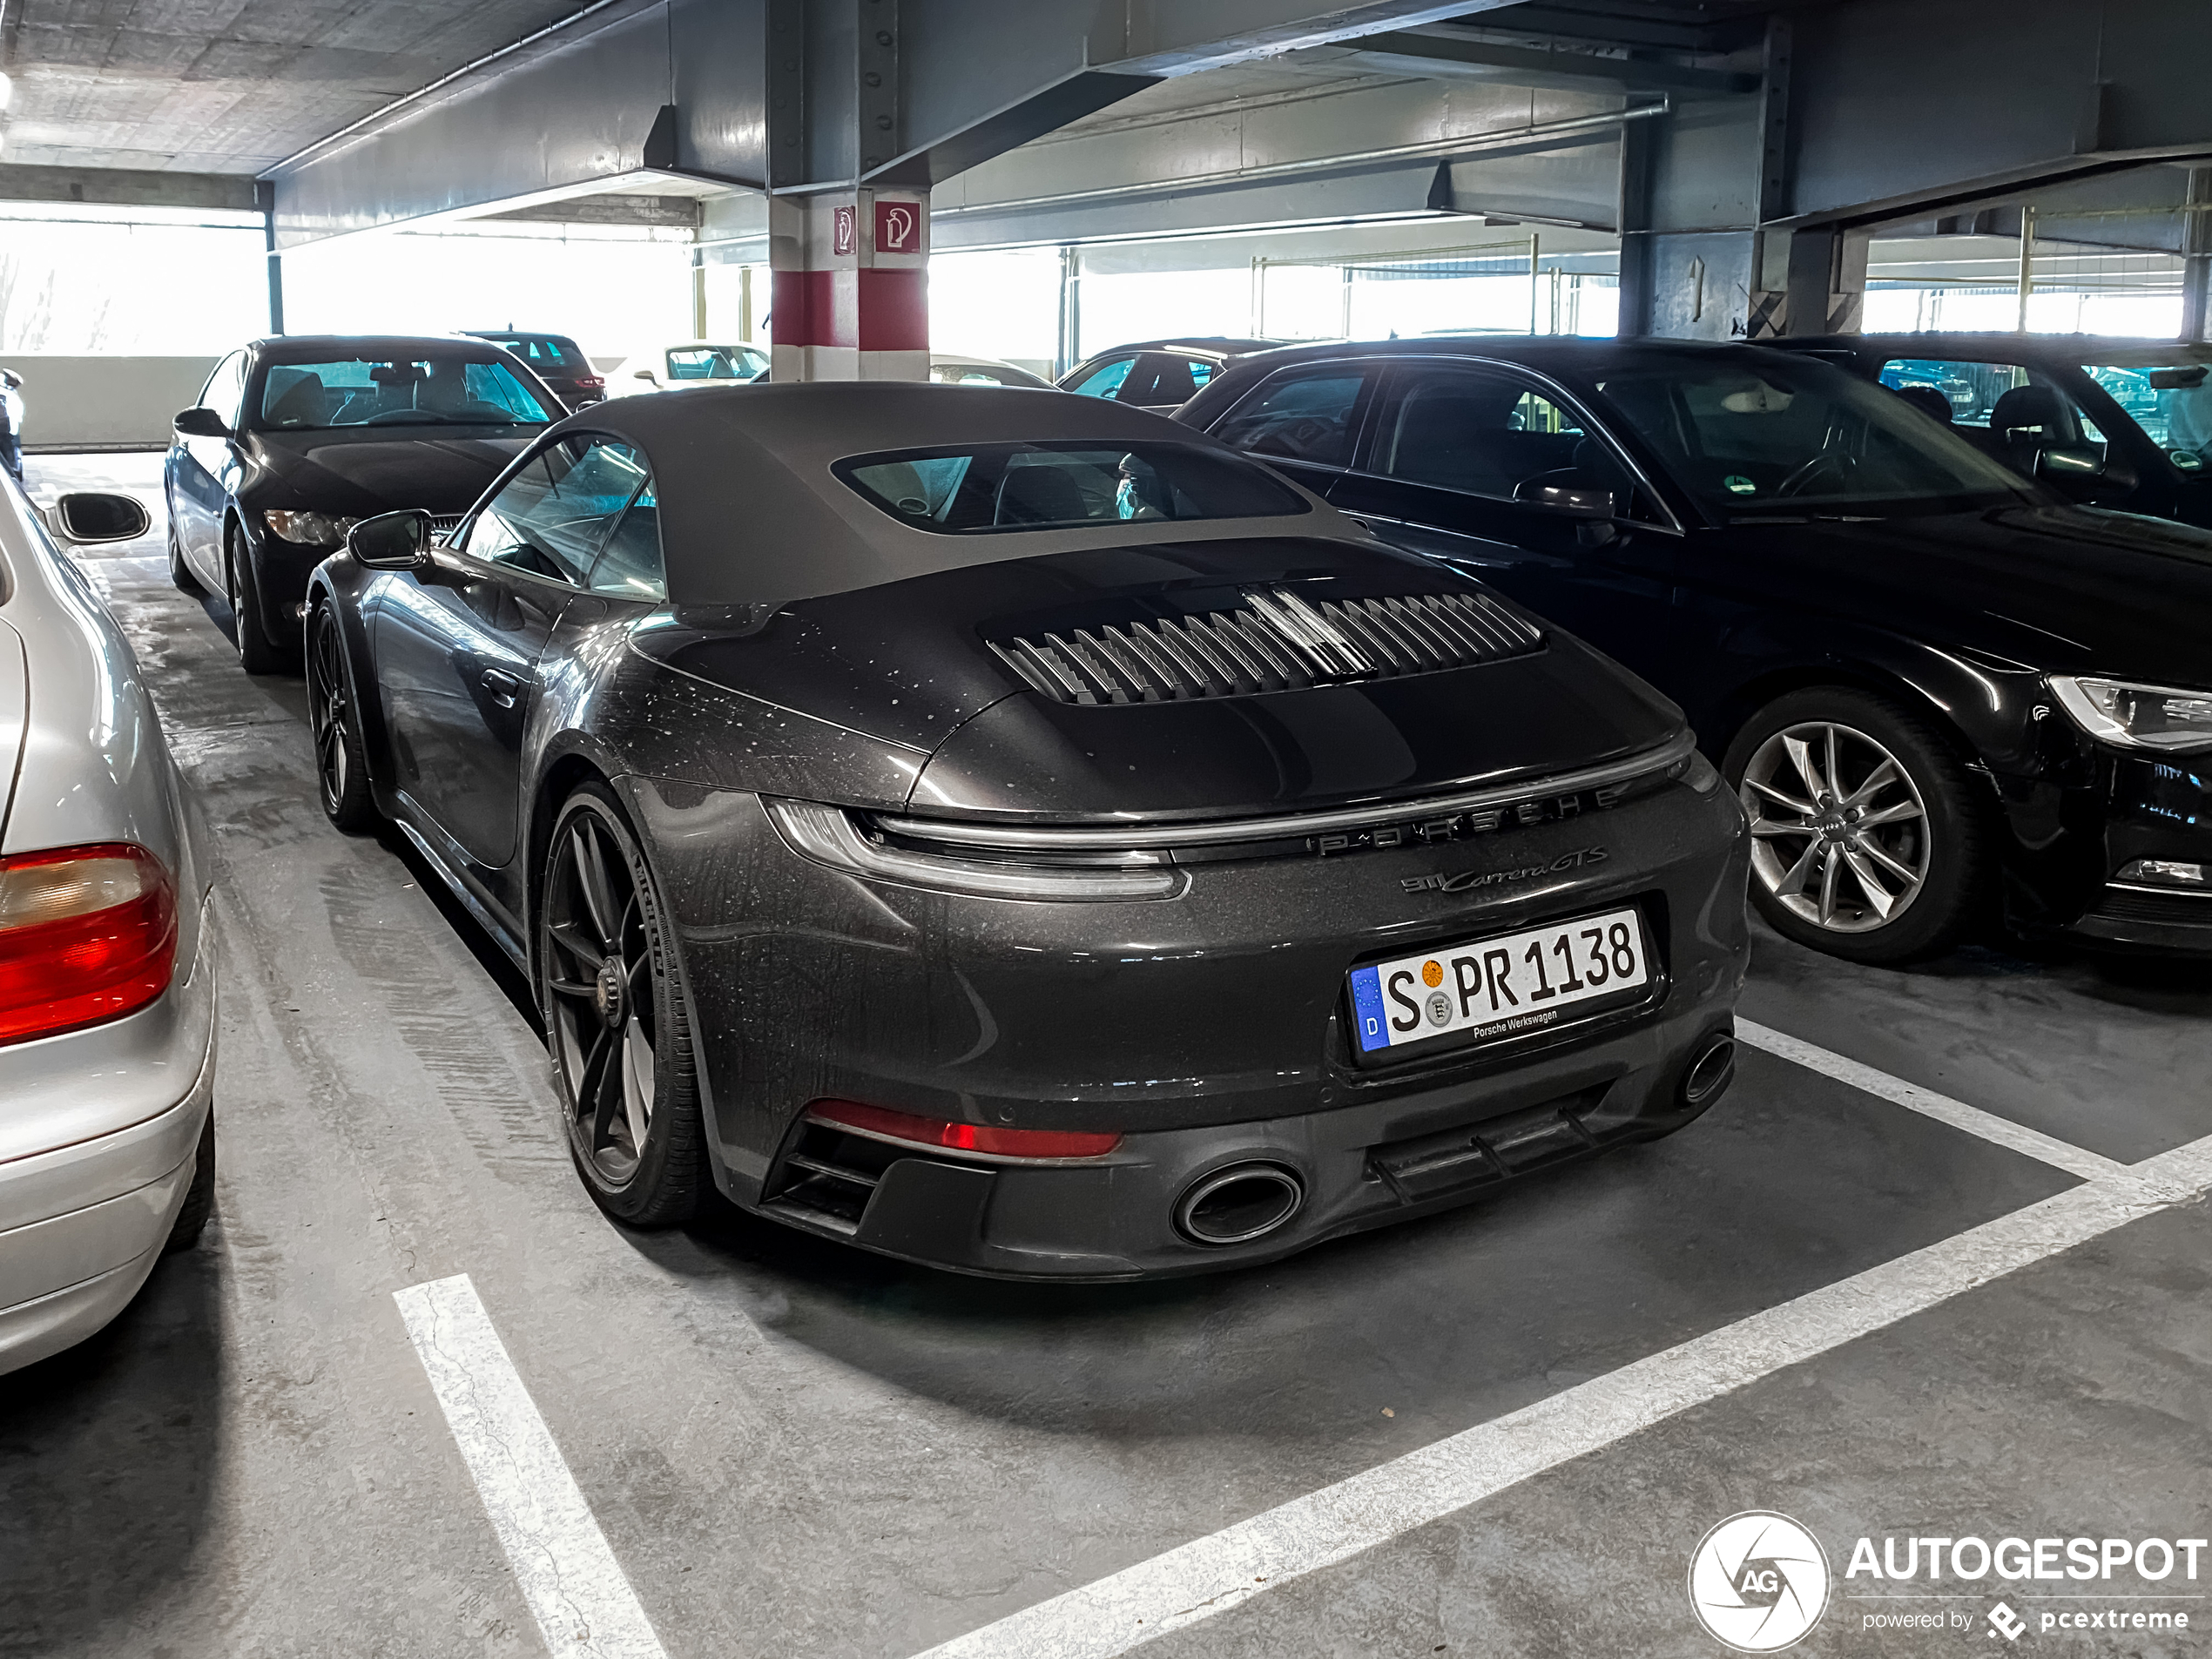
[0,843,179,1045]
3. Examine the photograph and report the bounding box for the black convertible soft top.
[542,382,1328,606]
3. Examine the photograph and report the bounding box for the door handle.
[481,667,524,708]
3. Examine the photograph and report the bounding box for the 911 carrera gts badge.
[1402,846,1608,894]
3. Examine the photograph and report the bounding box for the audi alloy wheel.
[1724,688,1987,963]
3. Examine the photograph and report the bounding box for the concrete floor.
[3,454,2209,1658]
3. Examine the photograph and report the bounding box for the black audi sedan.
[303,384,1749,1278]
[165,334,560,672]
[1180,337,2212,961]
[1770,333,2212,529]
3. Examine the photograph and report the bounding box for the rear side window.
[1369,364,1592,499]
[835,441,1310,534]
[1211,368,1368,469]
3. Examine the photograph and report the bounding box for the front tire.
[537,782,707,1226]
[307,606,378,831]
[226,525,294,676]
[1723,687,1989,964]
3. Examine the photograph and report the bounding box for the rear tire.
[536,782,707,1227]
[307,606,378,832]
[164,1111,215,1252]
[1723,687,1989,964]
[226,525,294,677]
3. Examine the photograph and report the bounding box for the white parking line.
[395,1274,670,1659]
[909,1133,2209,1659]
[1736,1018,2131,1183]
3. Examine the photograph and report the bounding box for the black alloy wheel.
[307,607,377,831]
[538,783,706,1226]
[1723,686,1989,964]
[225,525,293,676]
[166,515,206,597]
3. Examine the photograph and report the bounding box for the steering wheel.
[1776,450,1858,497]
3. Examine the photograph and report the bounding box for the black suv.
[462,330,605,410]
[1182,337,2212,961]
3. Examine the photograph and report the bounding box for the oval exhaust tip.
[1682,1035,1737,1107]
[1175,1163,1305,1246]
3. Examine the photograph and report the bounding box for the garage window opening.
[259,357,554,430]
[835,442,1310,534]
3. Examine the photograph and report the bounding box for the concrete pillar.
[769,187,930,381]
[2182,168,2212,342]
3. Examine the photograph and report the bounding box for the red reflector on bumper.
[806,1099,1121,1160]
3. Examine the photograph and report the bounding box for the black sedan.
[1182,337,2212,961]
[1770,333,2212,529]
[165,334,561,673]
[304,384,1748,1278]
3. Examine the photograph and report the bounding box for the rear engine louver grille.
[989,588,1542,705]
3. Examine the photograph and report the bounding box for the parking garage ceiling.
[0,0,590,173]
[0,0,1821,181]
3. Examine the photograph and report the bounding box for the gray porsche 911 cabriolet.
[307,384,1749,1280]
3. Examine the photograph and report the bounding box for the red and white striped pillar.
[768,188,929,381]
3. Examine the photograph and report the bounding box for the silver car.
[0,482,217,1376]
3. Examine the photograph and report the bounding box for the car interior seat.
[1892,384,1956,424]
[263,372,332,428]
[1988,383,2074,473]
[995,464,1091,525]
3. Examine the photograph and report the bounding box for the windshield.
[485,334,590,375]
[835,441,1311,534]
[667,345,767,381]
[1595,354,2033,517]
[2073,344,2212,469]
[256,355,553,430]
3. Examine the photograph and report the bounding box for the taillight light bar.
[0,843,179,1046]
[806,1098,1121,1162]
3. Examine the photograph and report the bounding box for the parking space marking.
[911,1132,2212,1659]
[395,1275,669,1659]
[1737,1018,2131,1183]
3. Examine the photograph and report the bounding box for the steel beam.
[263,0,1524,243]
[0,165,257,212]
[1341,31,1757,98]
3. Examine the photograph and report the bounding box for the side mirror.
[173,406,232,438]
[632,369,658,381]
[1515,482,1618,518]
[48,492,151,544]
[347,509,432,571]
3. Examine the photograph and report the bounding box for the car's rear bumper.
[641,772,1750,1278]
[0,900,217,1375]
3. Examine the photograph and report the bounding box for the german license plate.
[1347,907,1649,1055]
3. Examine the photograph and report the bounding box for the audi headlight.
[2047,676,2212,754]
[263,509,360,547]
[764,799,1187,902]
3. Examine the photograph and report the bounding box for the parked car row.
[8,317,2194,1369]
